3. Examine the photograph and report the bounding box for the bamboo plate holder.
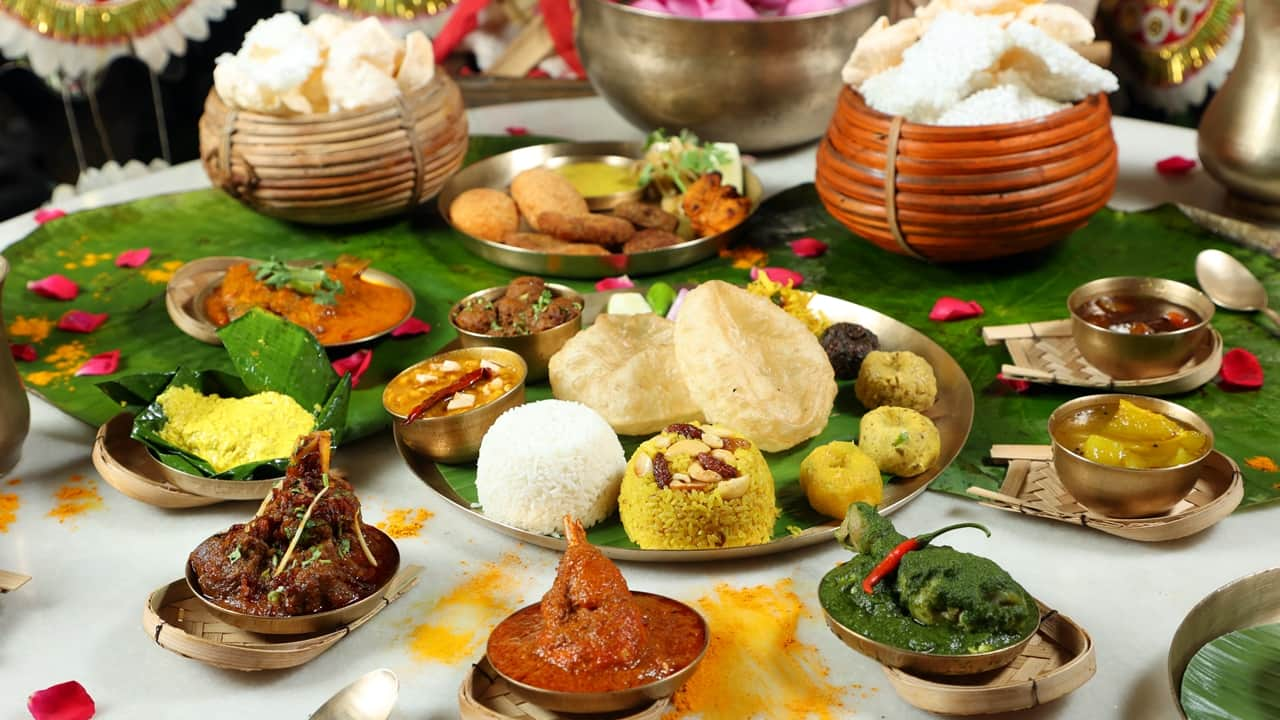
[814,90,1117,262]
[982,319,1223,394]
[973,445,1242,542]
[882,606,1095,715]
[143,565,421,671]
[459,657,670,720]
[93,413,222,509]
[200,72,468,225]
[0,569,30,593]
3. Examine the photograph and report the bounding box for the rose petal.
[10,344,36,362]
[1220,347,1264,389]
[391,317,432,338]
[929,296,984,321]
[74,350,120,377]
[26,275,79,301]
[34,208,65,225]
[56,310,108,334]
[698,0,758,18]
[332,349,374,389]
[114,248,151,268]
[664,0,703,16]
[749,266,804,287]
[666,287,690,321]
[527,68,551,79]
[788,237,828,258]
[780,0,844,15]
[595,275,635,292]
[28,680,95,720]
[1156,156,1197,176]
[628,0,671,11]
[996,372,1031,393]
[505,126,529,136]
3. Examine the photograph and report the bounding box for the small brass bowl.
[1048,394,1214,518]
[1068,277,1215,380]
[184,526,401,635]
[822,604,1036,676]
[384,347,527,465]
[486,591,710,713]
[449,284,583,382]
[541,154,644,211]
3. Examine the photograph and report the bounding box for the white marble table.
[0,97,1264,720]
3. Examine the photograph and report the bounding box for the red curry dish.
[188,432,397,617]
[487,516,706,694]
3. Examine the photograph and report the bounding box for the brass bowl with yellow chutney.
[384,347,527,465]
[1049,394,1214,518]
[543,154,643,210]
[449,284,584,383]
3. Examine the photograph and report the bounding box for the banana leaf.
[1180,622,1280,720]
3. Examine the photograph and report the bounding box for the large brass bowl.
[449,284,583,383]
[1049,394,1214,518]
[384,347,527,465]
[1068,277,1215,380]
[576,0,887,152]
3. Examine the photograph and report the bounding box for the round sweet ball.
[854,350,938,412]
[475,399,625,535]
[858,406,941,478]
[799,441,883,520]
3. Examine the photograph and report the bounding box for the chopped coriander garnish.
[338,537,352,558]
[250,258,343,305]
[267,587,285,604]
[300,546,324,568]
[227,546,242,563]
[893,431,910,447]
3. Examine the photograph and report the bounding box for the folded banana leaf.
[1181,622,1280,720]
[98,309,351,480]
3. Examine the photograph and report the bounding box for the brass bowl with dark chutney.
[1068,277,1215,380]
[449,284,583,383]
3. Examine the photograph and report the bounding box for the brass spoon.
[1196,249,1280,328]
[309,669,398,720]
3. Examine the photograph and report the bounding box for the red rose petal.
[74,350,120,377]
[996,372,1031,393]
[505,126,529,136]
[595,275,635,292]
[332,349,373,388]
[56,310,108,334]
[33,208,65,225]
[10,344,36,362]
[390,317,432,338]
[1220,347,1264,389]
[749,266,805,287]
[27,680,95,720]
[26,275,79,301]
[114,248,151,268]
[1156,156,1197,176]
[788,237,828,258]
[527,68,550,78]
[929,296,984,321]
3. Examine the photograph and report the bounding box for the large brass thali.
[396,291,974,562]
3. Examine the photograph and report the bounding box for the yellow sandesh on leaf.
[745,273,829,337]
[1075,399,1208,469]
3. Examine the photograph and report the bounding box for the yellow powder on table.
[143,260,183,284]
[24,341,90,387]
[1246,456,1278,473]
[48,474,103,524]
[720,245,768,269]
[666,579,849,720]
[0,492,17,532]
[8,316,54,343]
[7,477,20,486]
[155,385,315,473]
[377,508,434,539]
[407,552,528,664]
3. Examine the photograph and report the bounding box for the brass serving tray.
[436,141,763,279]
[395,291,975,562]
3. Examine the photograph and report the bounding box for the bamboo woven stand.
[982,319,1223,394]
[459,657,670,719]
[93,413,222,509]
[973,445,1242,542]
[0,569,30,593]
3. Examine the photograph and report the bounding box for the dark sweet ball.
[820,322,880,380]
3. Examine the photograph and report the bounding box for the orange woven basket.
[815,89,1117,262]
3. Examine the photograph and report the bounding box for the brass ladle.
[308,669,398,720]
[1195,249,1280,330]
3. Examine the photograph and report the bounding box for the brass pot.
[1068,277,1215,380]
[0,256,29,476]
[449,284,583,382]
[577,0,888,152]
[1048,394,1213,518]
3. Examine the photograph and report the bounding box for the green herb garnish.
[251,258,343,306]
[227,546,242,563]
[300,546,324,568]
[893,431,910,447]
[338,537,351,558]
[637,129,731,196]
[267,587,285,604]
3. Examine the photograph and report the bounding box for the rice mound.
[475,400,625,535]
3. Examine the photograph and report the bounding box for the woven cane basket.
[199,72,468,225]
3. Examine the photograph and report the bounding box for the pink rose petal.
[929,296,984,321]
[332,349,374,388]
[750,266,805,287]
[391,317,432,338]
[780,0,843,15]
[1220,347,1263,390]
[664,0,703,16]
[1156,156,1197,176]
[114,248,151,268]
[27,680,95,720]
[33,208,65,225]
[505,126,529,136]
[996,372,1031,393]
[74,350,120,377]
[595,275,635,292]
[699,0,758,19]
[56,310,108,334]
[27,275,79,301]
[628,0,671,11]
[788,237,828,258]
[10,344,36,362]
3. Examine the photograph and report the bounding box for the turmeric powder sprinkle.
[719,245,768,269]
[377,507,434,539]
[143,260,183,284]
[48,474,103,524]
[8,315,54,343]
[0,492,18,532]
[24,341,90,387]
[407,552,528,664]
[1246,456,1278,473]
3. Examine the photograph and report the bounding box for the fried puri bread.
[623,229,685,254]
[682,171,752,238]
[510,168,589,231]
[612,201,679,233]
[537,211,635,247]
[500,232,611,256]
[450,188,520,242]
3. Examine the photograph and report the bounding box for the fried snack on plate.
[499,232,611,255]
[858,406,941,477]
[674,281,837,452]
[550,314,704,435]
[855,350,938,412]
[451,188,520,242]
[681,172,753,238]
[613,201,680,233]
[510,168,590,231]
[623,229,685,253]
[537,211,635,247]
